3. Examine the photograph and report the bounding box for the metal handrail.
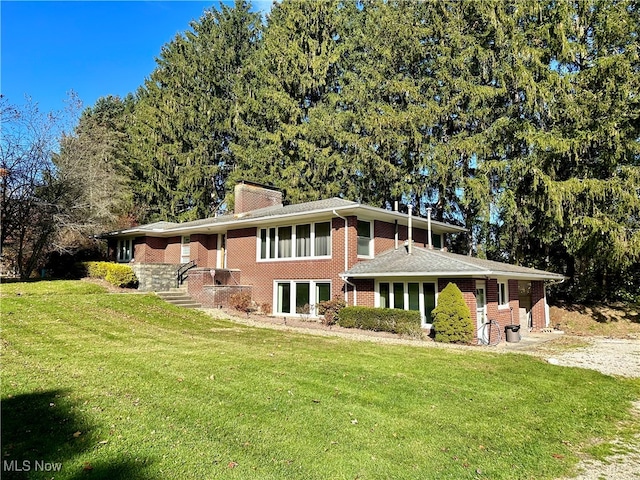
[176,260,197,288]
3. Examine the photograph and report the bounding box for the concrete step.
[156,290,201,309]
[156,292,191,300]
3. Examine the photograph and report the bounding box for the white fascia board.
[108,203,466,237]
[344,270,565,281]
[163,205,355,235]
[343,270,493,278]
[354,204,467,233]
[487,271,567,281]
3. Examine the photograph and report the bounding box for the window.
[259,222,331,260]
[498,281,509,307]
[432,234,442,249]
[278,226,292,258]
[379,282,390,308]
[277,282,291,314]
[423,283,436,324]
[274,280,332,316]
[377,281,438,325]
[296,282,310,313]
[316,282,331,303]
[393,283,404,309]
[408,283,420,311]
[181,235,190,263]
[117,238,133,262]
[357,220,373,257]
[314,222,331,256]
[296,224,311,257]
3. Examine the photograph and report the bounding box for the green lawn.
[1,281,638,480]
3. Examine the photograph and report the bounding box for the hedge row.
[81,261,138,288]
[338,306,422,337]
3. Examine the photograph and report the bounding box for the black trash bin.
[505,324,521,343]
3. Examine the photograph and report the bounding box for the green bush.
[338,306,422,337]
[316,297,346,326]
[81,261,138,288]
[431,283,474,344]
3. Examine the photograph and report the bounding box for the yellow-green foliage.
[84,261,109,279]
[82,261,138,288]
[431,283,474,344]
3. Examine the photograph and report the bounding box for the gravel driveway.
[544,338,640,480]
[546,338,640,378]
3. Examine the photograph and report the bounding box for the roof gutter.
[333,210,357,306]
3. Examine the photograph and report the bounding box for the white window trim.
[374,279,438,327]
[181,235,191,263]
[273,280,332,317]
[257,221,332,262]
[498,280,510,309]
[357,219,374,258]
[116,238,133,263]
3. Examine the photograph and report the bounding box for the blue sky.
[2,1,271,116]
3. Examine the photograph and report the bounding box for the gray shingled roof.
[162,198,358,232]
[344,246,565,280]
[102,197,465,236]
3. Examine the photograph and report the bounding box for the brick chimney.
[234,181,283,214]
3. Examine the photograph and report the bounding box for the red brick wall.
[353,279,375,307]
[373,221,430,253]
[530,281,547,330]
[485,279,521,327]
[234,183,282,213]
[134,237,168,263]
[164,237,181,264]
[190,234,218,268]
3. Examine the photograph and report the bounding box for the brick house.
[104,182,564,338]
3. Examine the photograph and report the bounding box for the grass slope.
[1,281,639,479]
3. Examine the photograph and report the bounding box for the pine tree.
[129,1,261,221]
[231,0,346,205]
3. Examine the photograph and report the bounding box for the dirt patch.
[550,303,640,339]
[79,277,140,294]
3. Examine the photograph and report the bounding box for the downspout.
[427,207,433,249]
[544,277,566,328]
[333,210,357,306]
[408,204,413,254]
[394,202,399,250]
[394,220,398,250]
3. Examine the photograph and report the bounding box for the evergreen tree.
[130,1,261,221]
[231,0,346,205]
[482,0,640,301]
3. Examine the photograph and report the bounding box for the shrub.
[316,298,346,326]
[337,306,422,337]
[260,303,272,315]
[80,261,138,288]
[83,261,109,279]
[431,283,473,344]
[104,264,138,288]
[229,291,253,313]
